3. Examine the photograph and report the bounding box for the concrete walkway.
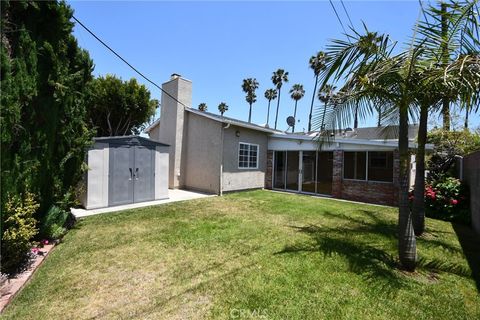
[71,189,215,218]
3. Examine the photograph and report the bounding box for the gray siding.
[184,112,223,194]
[222,125,268,192]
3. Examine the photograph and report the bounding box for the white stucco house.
[143,74,427,206]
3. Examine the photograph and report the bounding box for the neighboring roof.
[144,118,160,133]
[333,125,419,140]
[94,135,169,147]
[185,108,282,134]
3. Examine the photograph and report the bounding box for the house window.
[239,143,258,169]
[368,151,393,182]
[343,152,366,180]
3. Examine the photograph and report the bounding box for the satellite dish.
[286,116,295,127]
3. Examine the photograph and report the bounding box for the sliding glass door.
[302,151,316,193]
[286,151,299,191]
[274,151,285,189]
[273,150,332,195]
[316,152,333,195]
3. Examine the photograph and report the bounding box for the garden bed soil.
[0,243,56,313]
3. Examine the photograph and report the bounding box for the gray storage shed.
[81,136,169,209]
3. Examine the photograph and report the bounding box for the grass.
[3,190,479,319]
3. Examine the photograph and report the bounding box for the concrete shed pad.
[71,189,215,218]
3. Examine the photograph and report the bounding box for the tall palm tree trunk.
[465,102,469,129]
[353,105,359,129]
[292,101,298,133]
[441,2,450,131]
[274,89,281,129]
[377,108,382,127]
[412,103,428,236]
[308,75,319,132]
[248,103,252,123]
[398,100,417,271]
[321,102,327,131]
[266,100,271,126]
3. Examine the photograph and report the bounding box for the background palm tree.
[308,51,327,132]
[271,69,289,129]
[289,84,305,132]
[264,88,277,127]
[242,78,259,123]
[317,84,336,131]
[198,103,207,112]
[218,102,228,116]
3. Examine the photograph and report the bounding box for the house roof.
[185,108,282,134]
[270,125,432,150]
[144,118,160,133]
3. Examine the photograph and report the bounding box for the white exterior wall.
[86,143,109,209]
[268,136,400,152]
[155,146,169,199]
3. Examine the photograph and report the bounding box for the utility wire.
[340,0,354,29]
[71,15,190,109]
[329,0,348,37]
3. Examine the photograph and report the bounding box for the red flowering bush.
[424,176,470,224]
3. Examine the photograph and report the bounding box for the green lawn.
[3,190,479,319]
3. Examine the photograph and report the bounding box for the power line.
[71,15,190,109]
[340,0,354,29]
[328,0,348,36]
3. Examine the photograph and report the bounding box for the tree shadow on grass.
[276,209,476,295]
[276,223,404,296]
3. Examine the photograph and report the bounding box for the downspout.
[220,123,231,196]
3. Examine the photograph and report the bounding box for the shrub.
[427,129,480,180]
[1,192,39,275]
[39,205,69,240]
[424,176,470,224]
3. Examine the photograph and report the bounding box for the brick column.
[265,150,273,189]
[392,149,400,206]
[332,150,343,198]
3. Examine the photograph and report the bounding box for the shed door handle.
[129,168,133,180]
[135,168,139,180]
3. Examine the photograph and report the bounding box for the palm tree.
[218,102,228,116]
[410,0,480,236]
[264,88,277,127]
[242,78,259,123]
[317,1,480,270]
[198,103,207,112]
[316,27,419,271]
[271,69,289,129]
[308,51,327,132]
[289,84,305,132]
[317,84,336,131]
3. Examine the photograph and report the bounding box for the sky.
[69,0,479,132]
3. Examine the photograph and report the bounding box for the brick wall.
[332,149,400,206]
[463,151,480,234]
[332,150,343,198]
[265,150,273,189]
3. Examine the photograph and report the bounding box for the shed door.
[133,146,155,203]
[108,145,155,206]
[109,145,134,206]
